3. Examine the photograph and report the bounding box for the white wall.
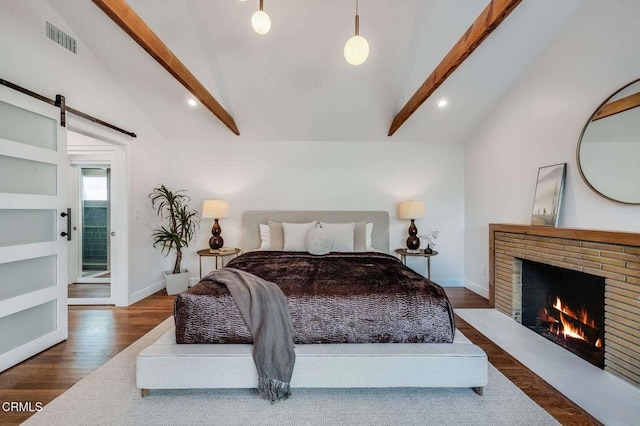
[164,140,466,286]
[0,0,170,303]
[0,1,466,304]
[464,0,640,298]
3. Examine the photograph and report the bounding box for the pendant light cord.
[355,0,360,36]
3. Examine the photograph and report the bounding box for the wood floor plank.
[68,283,111,298]
[0,291,174,425]
[0,288,599,425]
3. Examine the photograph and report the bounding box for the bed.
[137,211,488,396]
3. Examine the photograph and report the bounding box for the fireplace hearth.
[490,224,640,387]
[522,260,605,368]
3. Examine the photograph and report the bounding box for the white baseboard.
[129,280,165,305]
[464,280,489,299]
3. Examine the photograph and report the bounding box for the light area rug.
[24,318,558,426]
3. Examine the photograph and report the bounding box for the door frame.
[67,116,130,306]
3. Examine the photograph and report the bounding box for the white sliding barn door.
[0,86,68,372]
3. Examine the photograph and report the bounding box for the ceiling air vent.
[46,21,77,54]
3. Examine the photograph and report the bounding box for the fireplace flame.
[541,296,602,349]
[558,311,588,342]
[552,297,596,328]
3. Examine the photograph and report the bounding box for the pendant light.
[252,0,271,35]
[344,0,369,65]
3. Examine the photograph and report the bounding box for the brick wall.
[490,224,640,387]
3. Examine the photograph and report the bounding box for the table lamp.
[398,200,425,250]
[202,200,229,251]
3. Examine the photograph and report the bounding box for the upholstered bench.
[137,327,488,397]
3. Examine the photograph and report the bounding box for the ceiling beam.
[388,0,522,136]
[592,91,640,121]
[92,0,239,135]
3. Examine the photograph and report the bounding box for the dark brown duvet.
[174,251,455,344]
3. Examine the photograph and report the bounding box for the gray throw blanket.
[203,268,295,401]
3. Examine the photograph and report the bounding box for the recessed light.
[187,99,197,107]
[437,99,448,108]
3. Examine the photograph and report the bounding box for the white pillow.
[283,221,317,251]
[305,228,334,255]
[258,224,270,250]
[319,222,355,252]
[268,221,284,251]
[365,222,373,250]
[354,222,375,251]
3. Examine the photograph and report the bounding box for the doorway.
[66,128,128,306]
[67,166,111,299]
[79,167,110,279]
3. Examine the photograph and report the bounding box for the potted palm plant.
[149,184,199,295]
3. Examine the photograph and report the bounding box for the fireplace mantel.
[489,223,640,386]
[489,224,640,306]
[490,224,640,248]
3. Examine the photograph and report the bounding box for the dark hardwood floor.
[442,287,491,309]
[67,283,111,298]
[0,288,599,425]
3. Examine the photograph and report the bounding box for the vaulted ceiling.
[47,0,585,142]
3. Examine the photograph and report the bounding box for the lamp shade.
[398,200,425,219]
[202,200,229,219]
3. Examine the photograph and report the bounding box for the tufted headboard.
[240,210,390,253]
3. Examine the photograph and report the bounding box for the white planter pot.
[164,269,190,295]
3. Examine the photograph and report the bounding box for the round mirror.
[577,79,640,204]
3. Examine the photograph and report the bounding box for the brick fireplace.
[489,224,640,386]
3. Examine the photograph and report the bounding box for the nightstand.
[197,248,241,278]
[395,248,439,280]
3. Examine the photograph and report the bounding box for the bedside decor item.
[202,200,230,251]
[150,184,199,295]
[398,200,425,250]
[419,229,440,254]
[530,163,566,227]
